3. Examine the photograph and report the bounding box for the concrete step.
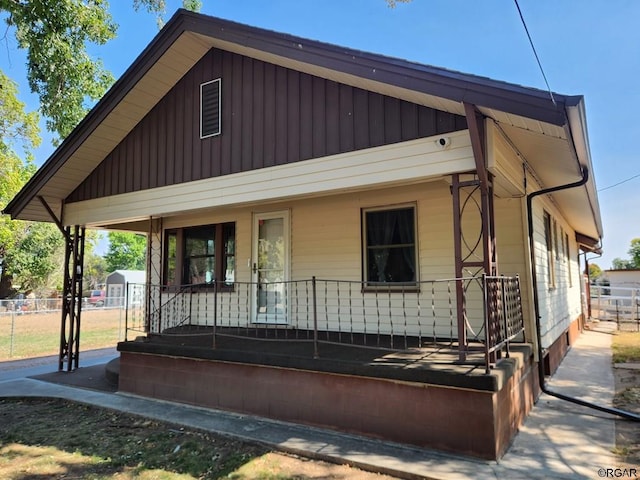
[105,357,120,386]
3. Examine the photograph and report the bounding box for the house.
[105,270,146,307]
[3,10,603,459]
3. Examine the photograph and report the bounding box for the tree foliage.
[104,232,146,272]
[1,0,201,142]
[1,2,200,296]
[612,258,633,270]
[134,0,202,27]
[7,222,64,292]
[1,0,116,141]
[589,263,602,282]
[610,238,640,270]
[0,72,60,297]
[386,0,411,7]
[84,250,108,289]
[628,238,640,268]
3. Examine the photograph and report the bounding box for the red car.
[88,290,105,307]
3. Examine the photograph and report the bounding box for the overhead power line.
[598,173,640,192]
[513,0,556,105]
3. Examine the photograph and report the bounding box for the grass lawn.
[0,309,124,361]
[612,331,640,363]
[611,331,640,468]
[0,398,397,480]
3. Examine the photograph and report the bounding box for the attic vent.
[200,78,221,138]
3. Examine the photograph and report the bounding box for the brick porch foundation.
[118,348,536,460]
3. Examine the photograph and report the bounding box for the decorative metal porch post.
[59,225,86,371]
[146,217,163,334]
[37,196,86,371]
[451,104,497,362]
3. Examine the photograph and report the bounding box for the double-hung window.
[164,223,235,287]
[543,211,556,288]
[362,205,417,287]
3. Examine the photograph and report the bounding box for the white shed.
[105,270,146,307]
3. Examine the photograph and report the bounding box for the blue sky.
[1,0,638,269]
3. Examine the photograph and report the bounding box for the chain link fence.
[0,297,127,360]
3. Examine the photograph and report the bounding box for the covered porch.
[116,274,533,460]
[124,274,526,375]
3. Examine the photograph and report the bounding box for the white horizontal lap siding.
[493,196,533,340]
[291,182,455,279]
[490,124,544,345]
[149,181,462,335]
[64,132,473,226]
[532,199,583,349]
[291,182,457,335]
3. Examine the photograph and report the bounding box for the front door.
[252,211,290,324]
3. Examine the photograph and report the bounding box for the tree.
[611,257,633,270]
[627,238,640,268]
[5,222,64,294]
[1,0,201,141]
[104,232,146,272]
[610,238,640,270]
[589,263,602,282]
[84,234,108,289]
[134,0,202,27]
[386,0,411,6]
[0,72,62,298]
[1,1,200,297]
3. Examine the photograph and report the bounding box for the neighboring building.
[600,268,640,314]
[105,270,146,307]
[604,269,640,292]
[3,10,603,459]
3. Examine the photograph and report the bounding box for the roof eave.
[4,9,587,222]
[565,99,603,240]
[3,9,192,220]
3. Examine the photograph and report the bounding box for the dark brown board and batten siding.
[68,48,467,203]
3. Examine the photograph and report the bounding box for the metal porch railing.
[483,275,526,373]
[125,275,525,373]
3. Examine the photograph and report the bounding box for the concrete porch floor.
[120,326,532,392]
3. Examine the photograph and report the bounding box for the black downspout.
[527,166,640,421]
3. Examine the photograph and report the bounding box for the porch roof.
[3,9,602,243]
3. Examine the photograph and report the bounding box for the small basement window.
[200,78,221,138]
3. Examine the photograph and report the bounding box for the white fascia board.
[565,102,603,240]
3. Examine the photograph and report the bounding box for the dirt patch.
[0,397,400,479]
[613,364,640,466]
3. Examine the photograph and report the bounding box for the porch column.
[464,102,497,276]
[60,225,86,371]
[146,217,163,333]
[450,104,497,362]
[38,196,86,371]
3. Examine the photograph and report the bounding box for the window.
[553,219,559,260]
[164,223,235,287]
[565,232,573,287]
[362,205,417,286]
[200,78,221,138]
[543,211,556,288]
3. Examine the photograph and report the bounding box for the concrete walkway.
[0,323,629,479]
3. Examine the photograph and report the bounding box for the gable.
[3,10,601,244]
[67,48,467,203]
